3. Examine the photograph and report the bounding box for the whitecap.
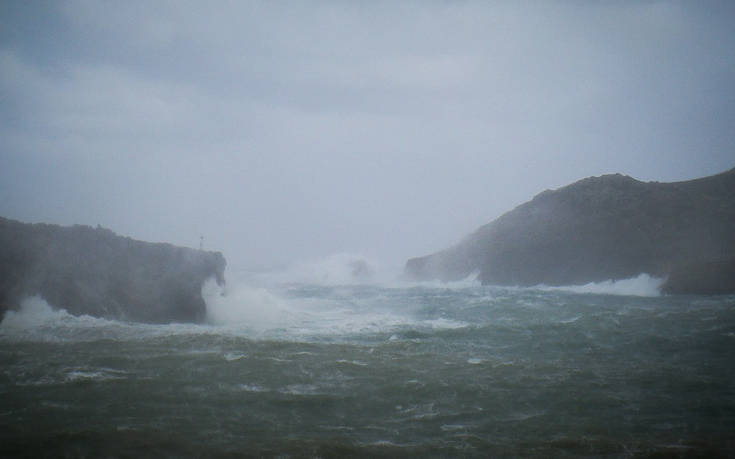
[238,384,267,393]
[64,367,127,383]
[559,315,582,324]
[224,352,247,361]
[424,317,469,329]
[280,384,320,395]
[534,273,664,297]
[0,296,128,343]
[336,359,368,366]
[441,424,467,431]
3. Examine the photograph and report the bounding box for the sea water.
[1,270,734,458]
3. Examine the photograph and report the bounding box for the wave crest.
[535,273,664,297]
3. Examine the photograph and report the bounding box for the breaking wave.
[1,295,69,328]
[535,273,664,297]
[203,279,286,328]
[0,269,665,346]
[202,277,468,339]
[1,281,469,344]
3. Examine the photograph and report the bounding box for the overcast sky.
[1,1,734,271]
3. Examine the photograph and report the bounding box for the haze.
[1,1,734,272]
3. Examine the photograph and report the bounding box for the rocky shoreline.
[0,217,226,323]
[406,168,735,294]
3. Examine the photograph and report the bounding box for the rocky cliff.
[0,217,226,323]
[661,258,735,295]
[406,168,735,292]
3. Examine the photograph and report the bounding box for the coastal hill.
[405,168,735,293]
[0,217,226,323]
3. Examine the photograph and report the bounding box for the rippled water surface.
[1,282,734,457]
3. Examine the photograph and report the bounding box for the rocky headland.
[0,217,226,323]
[406,168,735,294]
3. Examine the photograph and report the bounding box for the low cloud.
[1,1,734,270]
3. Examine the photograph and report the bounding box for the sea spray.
[203,278,286,328]
[0,295,131,343]
[2,278,734,457]
[202,277,470,340]
[249,253,388,286]
[535,273,665,297]
[0,296,68,329]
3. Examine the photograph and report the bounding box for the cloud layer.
[2,1,734,270]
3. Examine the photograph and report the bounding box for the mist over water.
[536,274,665,298]
[2,259,733,457]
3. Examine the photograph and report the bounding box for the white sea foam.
[203,277,470,339]
[5,270,658,344]
[559,315,582,324]
[0,294,197,343]
[238,384,267,393]
[2,283,470,344]
[535,273,664,297]
[280,384,320,395]
[395,272,663,296]
[64,368,127,383]
[0,295,121,343]
[337,359,369,367]
[424,318,468,329]
[203,278,287,328]
[223,352,248,361]
[1,295,70,328]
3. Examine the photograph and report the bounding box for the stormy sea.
[1,260,734,458]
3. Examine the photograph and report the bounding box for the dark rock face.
[406,168,735,292]
[0,217,226,323]
[661,258,735,295]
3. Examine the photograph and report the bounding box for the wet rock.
[662,258,735,295]
[0,217,226,323]
[406,168,735,290]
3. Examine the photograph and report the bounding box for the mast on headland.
[199,235,204,251]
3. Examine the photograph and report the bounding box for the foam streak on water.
[1,278,734,458]
[535,273,665,297]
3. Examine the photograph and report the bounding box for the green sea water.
[1,278,734,458]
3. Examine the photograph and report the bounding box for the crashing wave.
[534,273,664,297]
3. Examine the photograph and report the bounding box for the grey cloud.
[1,1,734,271]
